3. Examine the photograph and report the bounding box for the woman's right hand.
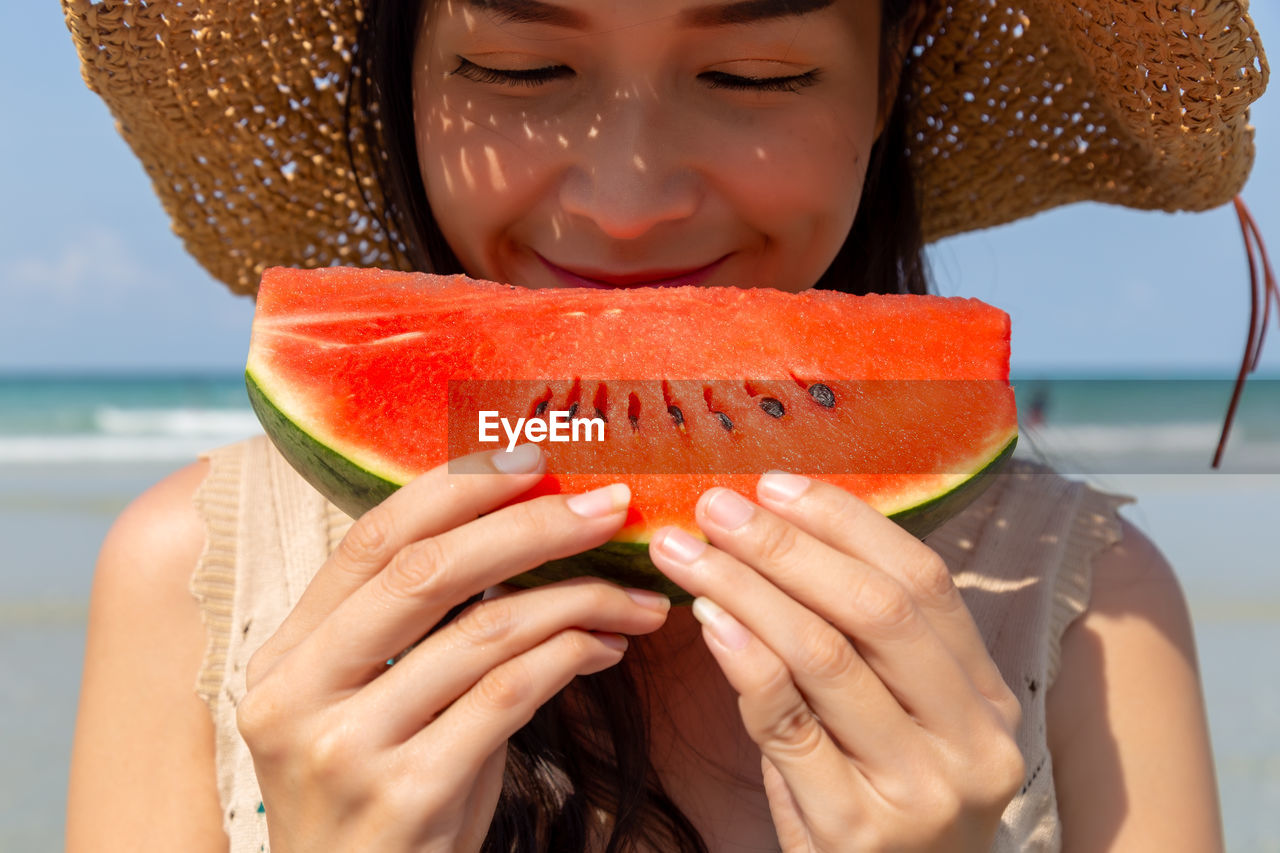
[235,444,671,852]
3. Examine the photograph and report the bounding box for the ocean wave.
[0,432,263,464]
[3,419,1275,469]
[1023,421,1225,453]
[92,406,263,438]
[1016,422,1280,473]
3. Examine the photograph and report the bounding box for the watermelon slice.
[246,267,1017,601]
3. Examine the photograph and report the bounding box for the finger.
[692,483,1004,738]
[404,626,628,797]
[259,445,548,664]
[350,576,670,744]
[293,482,632,691]
[760,755,813,853]
[756,471,1015,712]
[653,529,917,770]
[689,597,871,823]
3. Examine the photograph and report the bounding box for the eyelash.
[450,58,820,93]
[451,58,573,87]
[700,69,820,93]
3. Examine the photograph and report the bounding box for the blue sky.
[4,3,1278,376]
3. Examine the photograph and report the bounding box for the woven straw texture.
[63,0,1268,296]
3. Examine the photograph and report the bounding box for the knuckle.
[753,658,798,698]
[371,775,427,824]
[847,573,917,633]
[507,499,558,545]
[307,720,360,782]
[928,786,964,831]
[588,581,619,613]
[989,737,1027,801]
[243,645,274,690]
[756,701,824,759]
[794,621,859,681]
[454,598,518,646]
[955,719,1025,808]
[236,687,289,758]
[475,659,534,711]
[381,535,451,600]
[995,685,1023,733]
[341,505,398,567]
[885,778,961,843]
[560,627,604,661]
[234,689,271,742]
[906,549,955,603]
[752,519,802,566]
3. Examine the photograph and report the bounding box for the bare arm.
[65,460,227,851]
[1050,517,1223,851]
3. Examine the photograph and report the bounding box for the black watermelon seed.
[715,411,733,431]
[567,402,579,419]
[629,414,640,431]
[808,383,836,408]
[594,406,607,422]
[534,399,549,417]
[668,405,684,426]
[759,397,785,418]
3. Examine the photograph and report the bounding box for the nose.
[557,95,701,241]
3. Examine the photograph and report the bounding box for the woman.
[62,0,1266,849]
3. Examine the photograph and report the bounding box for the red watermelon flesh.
[246,267,1017,599]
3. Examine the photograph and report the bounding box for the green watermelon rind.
[247,371,1016,605]
[247,370,403,517]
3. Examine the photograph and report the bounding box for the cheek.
[414,95,522,274]
[711,101,873,281]
[413,68,565,276]
[744,114,867,224]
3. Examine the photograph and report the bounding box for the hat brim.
[62,0,1268,295]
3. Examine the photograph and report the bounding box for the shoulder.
[1073,513,1193,631]
[101,459,210,577]
[1047,515,1223,851]
[86,459,213,626]
[66,459,227,851]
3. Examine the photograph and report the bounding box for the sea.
[1,373,1278,849]
[2,373,1279,471]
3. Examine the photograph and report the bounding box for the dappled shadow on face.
[419,5,677,235]
[413,0,801,268]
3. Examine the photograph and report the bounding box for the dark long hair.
[344,3,929,850]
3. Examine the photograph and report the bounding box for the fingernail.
[596,633,629,652]
[704,488,754,530]
[759,470,810,503]
[566,483,630,518]
[492,443,543,474]
[625,587,671,611]
[691,597,751,651]
[655,527,707,564]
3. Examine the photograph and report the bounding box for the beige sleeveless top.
[191,434,1131,852]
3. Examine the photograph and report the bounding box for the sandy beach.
[2,459,1279,850]
[1102,472,1280,853]
[0,460,175,850]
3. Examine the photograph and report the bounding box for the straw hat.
[62,0,1268,297]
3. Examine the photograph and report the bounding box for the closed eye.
[451,57,574,87]
[699,69,820,93]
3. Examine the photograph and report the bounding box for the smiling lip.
[536,253,729,289]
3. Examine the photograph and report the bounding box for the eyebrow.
[461,0,836,30]
[462,0,589,29]
[681,0,837,28]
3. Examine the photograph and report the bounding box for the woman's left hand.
[649,471,1025,852]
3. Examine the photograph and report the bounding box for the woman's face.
[412,0,884,292]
